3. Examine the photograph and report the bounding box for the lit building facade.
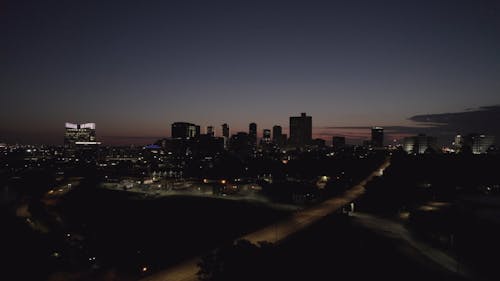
[465,134,495,154]
[403,134,438,154]
[64,122,98,147]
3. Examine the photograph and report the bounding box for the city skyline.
[1,106,500,146]
[2,0,500,145]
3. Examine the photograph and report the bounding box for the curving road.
[350,212,473,279]
[140,159,391,281]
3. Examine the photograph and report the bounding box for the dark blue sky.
[2,0,500,144]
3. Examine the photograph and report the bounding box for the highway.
[140,159,391,281]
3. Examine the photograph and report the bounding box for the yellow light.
[221,179,226,184]
[203,179,208,183]
[282,160,288,164]
[142,266,148,272]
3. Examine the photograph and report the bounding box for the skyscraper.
[171,122,198,139]
[371,127,384,148]
[272,125,282,144]
[64,122,98,147]
[222,123,229,149]
[222,123,229,138]
[453,133,463,151]
[289,113,312,147]
[262,129,271,143]
[249,123,257,145]
[206,126,215,137]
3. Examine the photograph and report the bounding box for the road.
[350,212,473,279]
[140,159,391,281]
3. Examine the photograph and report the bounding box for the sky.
[2,0,500,145]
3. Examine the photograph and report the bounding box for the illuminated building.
[171,122,198,139]
[64,122,99,147]
[465,134,495,154]
[371,127,384,148]
[289,113,312,147]
[453,134,463,151]
[403,134,438,154]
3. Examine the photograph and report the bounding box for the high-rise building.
[464,134,495,154]
[453,134,463,151]
[64,122,98,147]
[332,136,346,151]
[403,134,438,154]
[206,126,215,137]
[289,113,312,147]
[222,123,230,149]
[229,132,252,159]
[371,127,384,148]
[249,123,257,145]
[272,125,282,144]
[171,122,198,139]
[222,124,229,138]
[262,129,271,143]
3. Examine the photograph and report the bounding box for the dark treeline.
[358,152,500,280]
[197,215,465,281]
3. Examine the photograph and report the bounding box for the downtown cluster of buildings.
[168,112,313,150]
[5,113,494,157]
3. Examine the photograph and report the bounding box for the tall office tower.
[206,126,215,137]
[453,134,463,151]
[64,122,98,147]
[332,136,346,151]
[171,122,198,139]
[222,123,230,149]
[262,129,271,143]
[249,123,257,145]
[272,125,282,144]
[222,124,229,138]
[371,127,384,148]
[289,113,312,147]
